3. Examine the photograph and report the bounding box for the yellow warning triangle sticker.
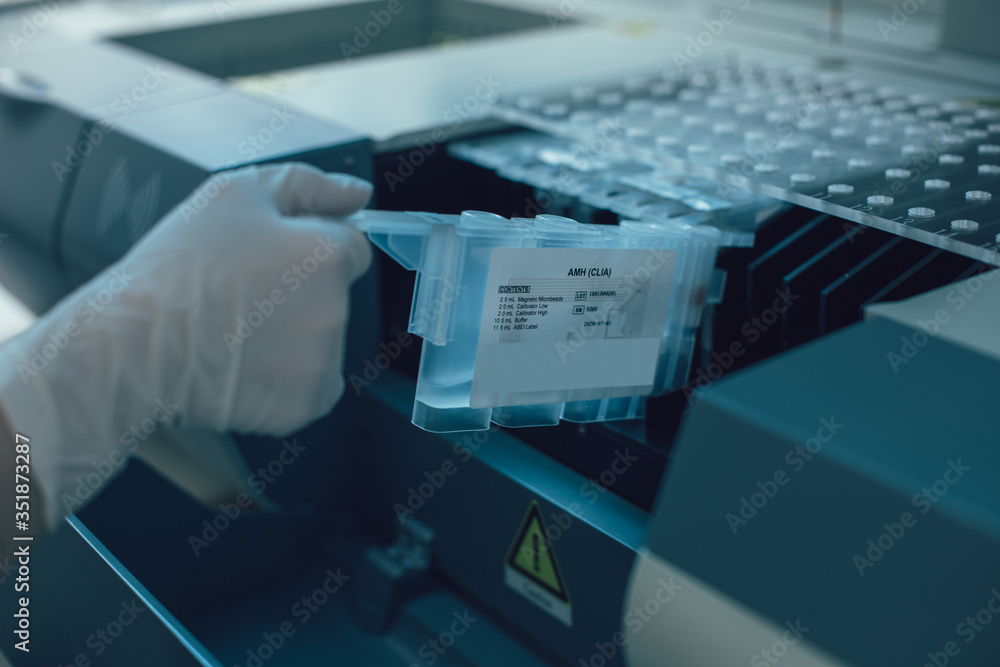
[505,500,570,604]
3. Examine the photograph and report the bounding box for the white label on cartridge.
[470,247,677,408]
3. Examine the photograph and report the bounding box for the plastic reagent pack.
[346,210,724,433]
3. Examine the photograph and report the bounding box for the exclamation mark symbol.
[532,533,541,572]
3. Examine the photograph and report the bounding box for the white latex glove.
[0,163,373,529]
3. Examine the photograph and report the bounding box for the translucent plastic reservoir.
[347,209,726,432]
[449,131,784,248]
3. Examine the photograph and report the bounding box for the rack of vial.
[346,210,726,433]
[491,59,1000,265]
[449,131,785,248]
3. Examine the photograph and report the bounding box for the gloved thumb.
[255,162,374,218]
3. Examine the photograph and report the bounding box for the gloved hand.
[0,163,373,529]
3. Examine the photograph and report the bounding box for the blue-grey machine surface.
[0,0,999,665]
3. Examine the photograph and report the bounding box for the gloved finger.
[293,216,374,281]
[255,163,373,218]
